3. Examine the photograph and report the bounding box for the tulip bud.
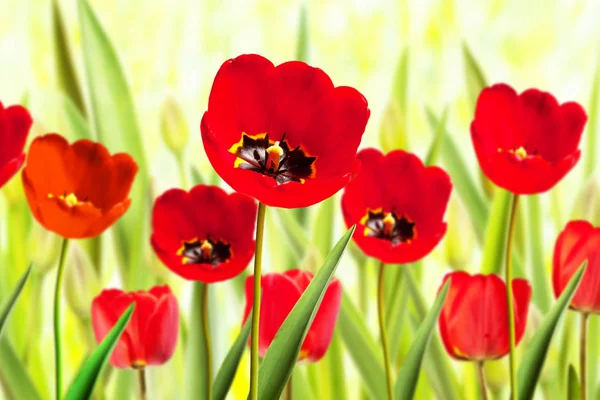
[160,97,189,157]
[571,176,600,225]
[65,243,101,320]
[27,224,62,275]
[444,197,474,269]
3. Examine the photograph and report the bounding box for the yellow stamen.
[265,141,283,171]
[48,192,80,207]
[200,240,213,259]
[383,213,396,236]
[514,146,527,159]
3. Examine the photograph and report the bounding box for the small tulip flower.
[91,285,179,369]
[438,272,531,361]
[471,83,587,195]
[21,134,138,239]
[151,185,257,283]
[0,102,32,189]
[201,54,370,208]
[242,270,342,362]
[553,220,600,313]
[341,148,452,264]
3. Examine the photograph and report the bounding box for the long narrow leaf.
[527,195,552,313]
[425,108,488,241]
[462,42,488,111]
[584,64,600,177]
[212,311,252,400]
[568,365,581,400]
[0,338,42,400]
[78,0,151,289]
[0,265,31,339]
[64,304,135,400]
[395,280,450,400]
[337,290,387,400]
[296,4,308,62]
[257,227,355,399]
[516,264,586,400]
[183,282,210,400]
[480,190,514,274]
[380,48,409,152]
[424,107,448,167]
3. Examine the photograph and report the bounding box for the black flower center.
[229,133,316,184]
[177,238,231,266]
[362,210,416,246]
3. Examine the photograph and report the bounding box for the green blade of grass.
[584,65,600,177]
[0,338,42,400]
[0,266,31,339]
[380,48,409,152]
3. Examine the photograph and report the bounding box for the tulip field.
[2,1,600,399]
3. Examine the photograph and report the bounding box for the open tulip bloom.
[151,184,257,283]
[0,102,32,190]
[341,147,452,398]
[470,83,587,399]
[20,133,138,398]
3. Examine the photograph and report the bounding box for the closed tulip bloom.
[553,220,600,313]
[151,185,257,283]
[341,148,452,264]
[91,285,179,369]
[201,54,370,208]
[242,270,342,362]
[438,272,531,361]
[471,83,587,195]
[21,134,138,238]
[0,102,32,189]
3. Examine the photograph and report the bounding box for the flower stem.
[285,374,293,400]
[581,312,589,400]
[53,237,70,400]
[505,194,519,400]
[202,283,212,400]
[476,361,488,400]
[249,202,267,400]
[137,367,147,400]
[377,261,393,400]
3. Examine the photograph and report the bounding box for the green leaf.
[425,108,488,241]
[184,282,210,400]
[296,4,308,62]
[462,42,488,111]
[64,304,135,400]
[0,338,42,400]
[323,331,347,400]
[424,107,448,167]
[0,265,31,339]
[584,64,600,177]
[275,208,312,261]
[338,290,387,400]
[526,195,552,313]
[394,280,450,400]
[516,264,586,400]
[257,226,355,399]
[380,48,409,152]
[60,93,92,141]
[212,310,252,400]
[568,364,581,400]
[53,0,86,115]
[481,190,514,274]
[403,269,460,400]
[78,0,151,289]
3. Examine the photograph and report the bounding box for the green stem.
[137,367,147,400]
[202,283,212,400]
[377,261,393,400]
[176,154,189,189]
[285,374,293,400]
[505,194,519,400]
[581,313,589,400]
[476,361,488,400]
[249,202,267,400]
[53,238,70,400]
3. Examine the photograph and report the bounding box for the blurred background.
[1,0,600,399]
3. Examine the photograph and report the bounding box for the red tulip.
[471,83,587,194]
[91,285,179,369]
[438,272,531,361]
[553,220,600,313]
[0,102,32,189]
[151,185,257,283]
[201,54,370,208]
[341,148,452,264]
[242,270,342,362]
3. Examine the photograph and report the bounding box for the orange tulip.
[22,134,138,239]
